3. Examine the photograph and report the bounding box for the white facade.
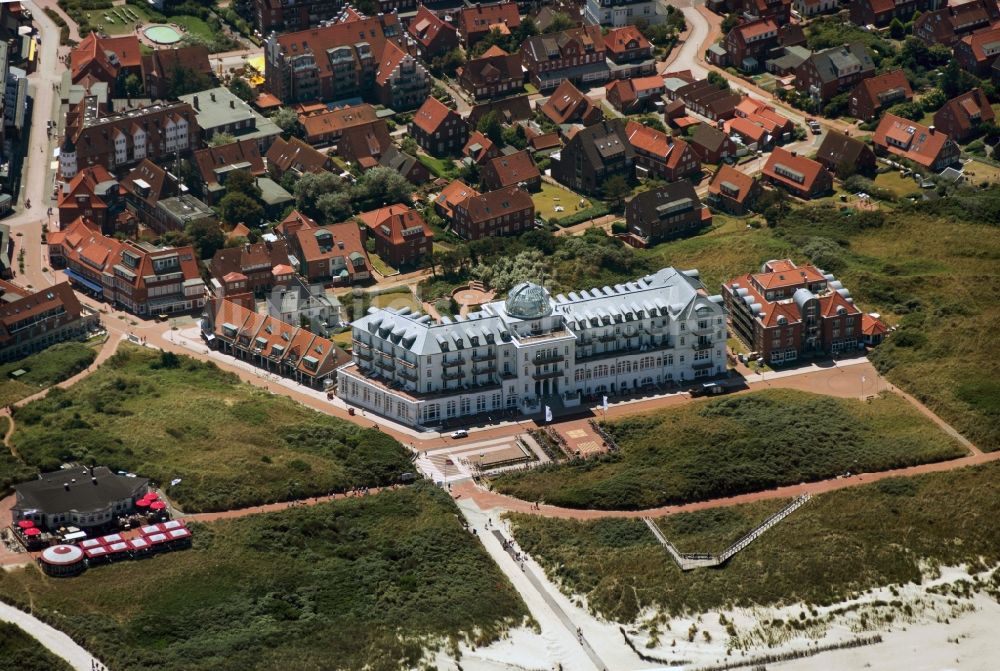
[585,0,667,27]
[338,268,727,428]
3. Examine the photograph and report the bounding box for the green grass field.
[0,621,72,671]
[4,345,412,512]
[0,485,529,671]
[873,170,921,198]
[533,182,590,221]
[509,461,1000,622]
[417,153,458,179]
[339,286,419,321]
[0,341,98,407]
[492,390,965,510]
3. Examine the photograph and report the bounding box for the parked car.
[450,429,469,439]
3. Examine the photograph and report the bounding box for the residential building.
[624,181,712,245]
[468,94,532,127]
[434,179,480,221]
[0,282,99,363]
[626,120,701,183]
[56,165,121,232]
[250,0,341,35]
[374,41,430,111]
[69,34,141,90]
[723,258,875,364]
[933,88,996,142]
[793,0,838,17]
[408,5,460,58]
[12,466,148,532]
[141,46,213,100]
[732,97,794,144]
[337,122,392,168]
[850,0,941,27]
[266,275,341,334]
[379,146,430,185]
[520,26,610,92]
[707,164,760,214]
[848,69,912,122]
[481,150,542,191]
[814,130,877,177]
[603,25,656,79]
[688,124,738,165]
[357,204,434,268]
[914,0,999,47]
[59,97,198,179]
[457,3,521,48]
[761,147,832,198]
[955,27,1000,76]
[53,218,206,315]
[604,76,665,114]
[456,46,523,100]
[202,298,347,389]
[551,119,635,195]
[740,0,792,24]
[665,77,743,120]
[722,18,779,71]
[263,14,401,104]
[872,114,960,171]
[291,222,371,284]
[584,0,669,27]
[179,88,281,153]
[724,116,770,151]
[300,104,384,146]
[274,209,319,238]
[452,185,535,240]
[265,136,334,180]
[462,131,501,165]
[338,268,728,427]
[540,80,604,126]
[192,139,266,205]
[209,240,294,296]
[411,96,468,155]
[119,159,215,234]
[794,43,875,104]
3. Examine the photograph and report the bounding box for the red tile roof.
[409,5,456,48]
[274,15,398,81]
[357,204,434,246]
[872,113,955,168]
[412,96,457,135]
[300,104,380,140]
[762,147,828,194]
[603,25,651,55]
[435,180,480,218]
[708,165,756,205]
[485,150,540,188]
[375,41,410,86]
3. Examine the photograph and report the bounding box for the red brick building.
[520,26,609,92]
[933,88,996,142]
[408,5,459,58]
[481,150,541,191]
[458,2,521,48]
[872,114,960,171]
[411,97,468,156]
[540,80,604,126]
[955,27,1000,76]
[357,204,434,268]
[456,46,523,100]
[625,121,701,183]
[761,148,832,199]
[291,223,371,284]
[848,69,912,122]
[707,165,761,215]
[603,26,655,79]
[452,186,534,240]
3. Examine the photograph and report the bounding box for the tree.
[889,17,906,40]
[707,71,729,90]
[477,111,503,144]
[431,48,466,78]
[166,65,213,99]
[124,73,143,98]
[228,76,254,102]
[185,218,226,260]
[721,13,740,34]
[543,12,575,34]
[352,167,412,211]
[602,174,630,209]
[295,172,347,218]
[822,92,851,119]
[218,192,264,227]
[209,132,237,147]
[501,124,527,150]
[885,101,923,121]
[315,192,354,222]
[941,58,978,99]
[225,170,262,199]
[757,188,790,227]
[400,136,419,155]
[271,107,303,139]
[638,115,666,133]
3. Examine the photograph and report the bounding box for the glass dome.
[505,282,552,320]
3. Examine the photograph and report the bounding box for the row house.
[202,298,347,389]
[707,164,761,215]
[482,150,542,191]
[624,181,712,245]
[458,2,521,48]
[0,282,99,363]
[356,204,434,268]
[603,26,656,79]
[263,13,401,105]
[850,0,942,27]
[452,185,535,240]
[434,179,480,221]
[955,27,1000,76]
[551,119,634,195]
[933,88,996,142]
[688,125,738,165]
[666,77,743,121]
[408,5,460,58]
[814,130,877,178]
[59,97,198,179]
[541,80,604,125]
[626,120,701,183]
[57,165,121,233]
[723,259,878,365]
[872,114,960,171]
[380,147,431,185]
[250,0,341,35]
[265,136,334,181]
[375,41,430,111]
[299,103,383,146]
[290,222,371,284]
[52,217,206,315]
[761,148,832,199]
[914,0,1000,47]
[733,97,794,145]
[456,46,523,100]
[848,69,912,122]
[411,96,468,156]
[605,76,665,114]
[209,240,294,297]
[520,26,609,92]
[192,139,266,205]
[462,131,501,165]
[794,43,875,104]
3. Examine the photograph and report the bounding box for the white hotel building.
[337,268,727,428]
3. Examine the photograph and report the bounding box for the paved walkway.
[0,601,98,671]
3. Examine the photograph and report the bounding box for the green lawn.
[368,252,398,276]
[0,485,529,671]
[339,286,419,321]
[0,622,72,671]
[492,389,965,510]
[873,170,921,198]
[533,182,590,221]
[4,345,412,512]
[417,153,458,179]
[509,461,1000,622]
[0,340,98,407]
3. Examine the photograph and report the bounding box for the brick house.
[209,240,294,296]
[266,136,334,181]
[625,120,701,183]
[141,45,213,100]
[722,18,779,71]
[434,179,480,221]
[299,104,383,146]
[794,43,875,104]
[456,46,523,100]
[458,2,521,48]
[761,147,833,198]
[408,5,460,58]
[848,69,912,122]
[291,223,371,284]
[357,204,434,268]
[0,282,99,363]
[192,139,266,205]
[605,76,666,114]
[603,26,656,79]
[914,0,999,47]
[624,181,712,244]
[933,88,996,142]
[375,41,431,111]
[57,165,121,232]
[550,119,634,195]
[69,34,142,92]
[955,27,1000,76]
[850,0,942,28]
[540,80,604,125]
[452,185,535,240]
[520,26,610,92]
[688,125,738,165]
[707,164,761,215]
[872,114,960,171]
[814,130,877,178]
[411,97,468,156]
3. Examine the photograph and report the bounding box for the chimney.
[791,151,797,157]
[193,95,199,110]
[929,125,935,134]
[63,483,70,491]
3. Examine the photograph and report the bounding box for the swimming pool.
[143,25,182,45]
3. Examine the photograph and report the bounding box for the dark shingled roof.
[14,467,148,514]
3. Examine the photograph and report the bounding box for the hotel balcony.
[532,369,563,381]
[396,357,417,369]
[442,369,465,381]
[355,349,373,361]
[399,368,418,381]
[598,333,618,343]
[375,359,395,372]
[693,339,714,351]
[471,351,494,362]
[532,352,564,365]
[473,363,497,375]
[442,357,466,368]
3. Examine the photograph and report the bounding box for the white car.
[450,429,469,439]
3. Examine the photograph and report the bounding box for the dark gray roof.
[568,119,635,171]
[690,124,728,152]
[14,466,148,514]
[807,43,874,85]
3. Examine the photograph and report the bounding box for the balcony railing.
[442,357,466,368]
[473,364,497,375]
[598,333,618,343]
[375,359,395,371]
[693,339,714,351]
[471,351,494,362]
[396,357,417,369]
[442,369,465,381]
[532,352,564,365]
[399,368,417,381]
[356,349,373,361]
[532,369,562,381]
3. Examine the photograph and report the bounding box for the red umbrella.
[149,501,167,511]
[17,520,34,529]
[23,527,41,536]
[135,499,150,508]
[144,492,160,501]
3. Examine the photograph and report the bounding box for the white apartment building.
[585,0,668,27]
[337,268,727,428]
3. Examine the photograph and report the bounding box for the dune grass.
[509,461,1000,622]
[0,484,529,671]
[0,341,98,407]
[5,345,412,512]
[492,389,965,510]
[0,621,72,671]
